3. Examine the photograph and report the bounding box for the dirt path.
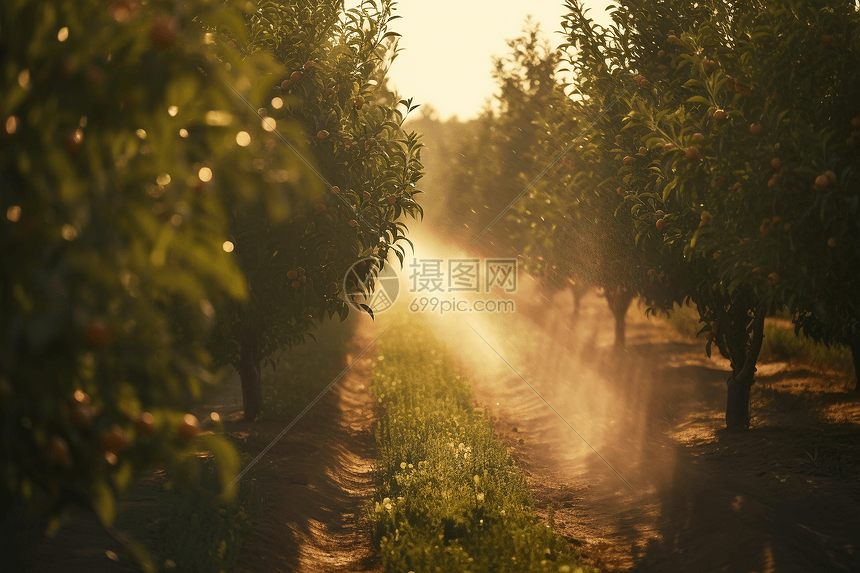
[445,286,860,573]
[230,317,381,573]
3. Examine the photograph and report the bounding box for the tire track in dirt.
[231,317,381,573]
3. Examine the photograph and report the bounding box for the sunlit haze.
[368,1,614,120]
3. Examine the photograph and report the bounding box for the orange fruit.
[287,269,298,280]
[623,156,634,165]
[749,123,762,135]
[685,147,701,161]
[303,60,316,70]
[767,272,780,286]
[63,129,84,157]
[692,133,705,141]
[814,174,829,189]
[317,130,329,140]
[149,14,177,50]
[136,412,155,436]
[656,218,666,230]
[290,70,303,83]
[46,437,70,467]
[663,142,676,151]
[713,109,727,121]
[387,195,397,205]
[827,236,838,248]
[178,414,200,439]
[99,424,129,454]
[770,157,782,170]
[825,170,837,183]
[82,319,114,349]
[280,79,292,91]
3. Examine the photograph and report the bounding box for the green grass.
[663,302,853,374]
[759,324,853,373]
[370,319,593,573]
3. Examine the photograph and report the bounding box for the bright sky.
[379,1,613,121]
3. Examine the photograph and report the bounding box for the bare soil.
[467,288,860,573]
[230,318,381,573]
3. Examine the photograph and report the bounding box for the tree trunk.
[238,325,262,421]
[605,287,633,348]
[850,338,860,392]
[725,374,752,429]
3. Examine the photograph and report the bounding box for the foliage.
[206,0,425,420]
[558,0,860,424]
[370,320,592,573]
[0,0,291,528]
[444,22,558,254]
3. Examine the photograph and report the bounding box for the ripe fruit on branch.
[291,280,300,289]
[348,219,358,227]
[827,237,838,248]
[623,156,634,165]
[713,109,727,121]
[280,79,292,91]
[82,319,114,349]
[149,14,177,50]
[64,129,84,157]
[770,157,782,170]
[767,272,780,286]
[287,269,298,280]
[315,203,326,213]
[667,34,679,43]
[638,146,647,156]
[46,437,70,467]
[692,133,704,141]
[387,195,397,205]
[658,49,666,57]
[99,424,129,454]
[136,412,155,436]
[767,174,779,188]
[685,147,701,162]
[330,186,340,194]
[825,170,837,183]
[814,174,829,189]
[656,218,666,230]
[178,414,200,439]
[663,142,675,151]
[749,123,762,135]
[700,213,711,226]
[317,130,329,140]
[290,70,303,83]
[702,58,716,72]
[303,60,316,70]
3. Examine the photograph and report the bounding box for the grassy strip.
[664,304,852,373]
[370,319,593,573]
